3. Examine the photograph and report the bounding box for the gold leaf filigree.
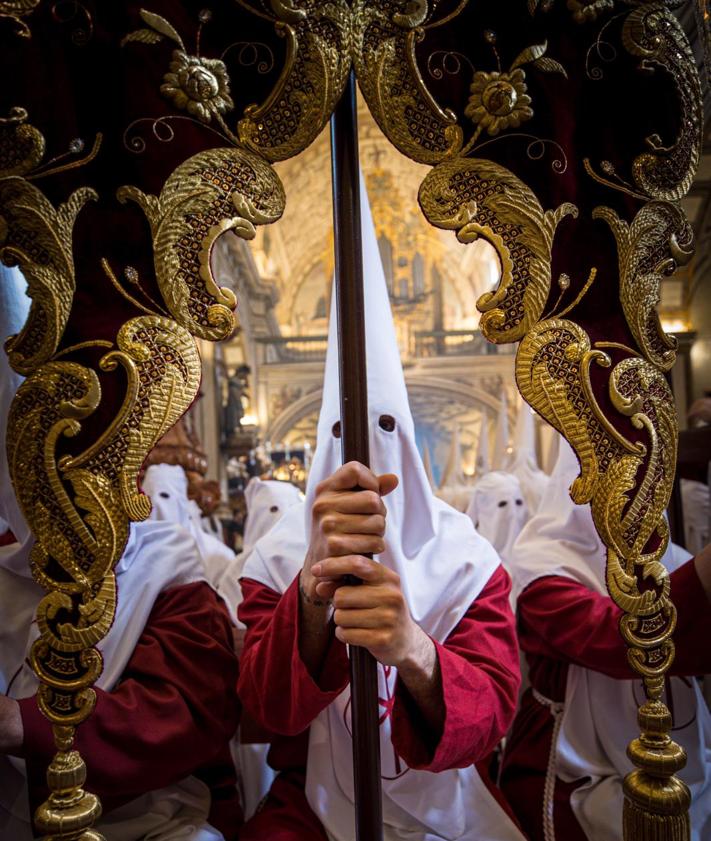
[238,0,351,162]
[0,177,97,375]
[352,0,463,165]
[0,0,40,37]
[7,315,200,737]
[622,4,703,201]
[594,201,693,372]
[117,147,285,341]
[419,157,576,343]
[0,106,45,176]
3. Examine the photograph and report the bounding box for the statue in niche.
[224,364,251,438]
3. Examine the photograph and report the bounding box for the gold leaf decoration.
[352,0,463,165]
[0,177,98,375]
[0,0,40,37]
[238,0,351,162]
[622,4,703,201]
[117,147,285,341]
[594,201,693,372]
[419,157,577,343]
[0,106,45,176]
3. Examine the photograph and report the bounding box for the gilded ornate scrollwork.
[6,316,200,838]
[594,201,693,372]
[621,4,703,202]
[0,0,40,37]
[0,176,97,375]
[419,157,576,343]
[237,0,351,162]
[117,147,285,341]
[352,0,463,165]
[355,0,703,836]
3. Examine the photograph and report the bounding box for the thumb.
[378,473,399,497]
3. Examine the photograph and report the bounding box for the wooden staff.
[329,70,384,841]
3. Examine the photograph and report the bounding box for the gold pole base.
[34,749,104,841]
[623,768,691,841]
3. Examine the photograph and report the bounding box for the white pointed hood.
[438,424,465,489]
[466,471,528,570]
[243,176,522,841]
[142,462,235,585]
[508,438,711,841]
[421,443,435,490]
[509,399,548,514]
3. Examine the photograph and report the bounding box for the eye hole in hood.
[378,414,396,432]
[332,421,341,439]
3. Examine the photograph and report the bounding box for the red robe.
[237,564,521,840]
[500,559,711,841]
[18,581,242,839]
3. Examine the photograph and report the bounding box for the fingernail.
[311,563,322,576]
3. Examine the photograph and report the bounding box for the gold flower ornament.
[465,68,533,136]
[161,52,233,123]
[465,40,566,137]
[123,9,234,125]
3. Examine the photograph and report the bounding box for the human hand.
[311,555,434,671]
[300,461,397,607]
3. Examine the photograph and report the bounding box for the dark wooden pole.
[330,70,384,841]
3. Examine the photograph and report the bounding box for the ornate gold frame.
[1,2,703,839]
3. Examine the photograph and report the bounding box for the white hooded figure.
[492,388,512,471]
[142,463,237,602]
[242,177,525,841]
[436,425,472,513]
[509,399,548,516]
[509,439,711,841]
[466,471,528,570]
[0,266,226,841]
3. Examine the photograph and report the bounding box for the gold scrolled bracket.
[594,201,693,372]
[516,317,688,839]
[621,4,703,203]
[117,147,285,342]
[418,157,577,344]
[0,178,98,376]
[0,0,41,38]
[7,317,201,839]
[352,0,463,165]
[237,0,351,162]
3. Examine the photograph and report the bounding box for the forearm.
[395,628,444,740]
[238,576,349,736]
[298,568,337,681]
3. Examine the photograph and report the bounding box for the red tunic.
[500,559,711,841]
[18,581,242,840]
[237,564,521,840]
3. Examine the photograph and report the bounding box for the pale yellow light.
[241,413,259,427]
[660,318,690,334]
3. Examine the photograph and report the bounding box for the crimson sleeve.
[237,576,350,737]
[518,559,711,679]
[19,581,240,814]
[391,564,521,772]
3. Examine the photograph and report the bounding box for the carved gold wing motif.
[355,1,703,838]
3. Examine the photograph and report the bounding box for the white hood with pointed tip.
[243,177,523,841]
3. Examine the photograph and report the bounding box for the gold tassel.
[623,797,690,841]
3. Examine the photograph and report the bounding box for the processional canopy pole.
[329,69,384,841]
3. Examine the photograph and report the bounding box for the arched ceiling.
[248,95,501,350]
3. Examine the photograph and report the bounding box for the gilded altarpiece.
[0,1,703,840]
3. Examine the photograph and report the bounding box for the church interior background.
[177,69,711,548]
